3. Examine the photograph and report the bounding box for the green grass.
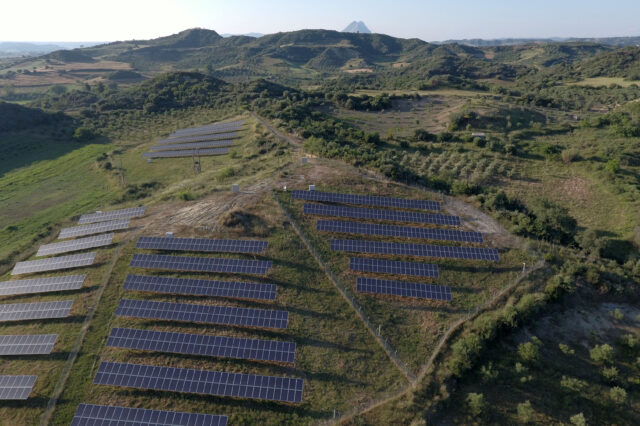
[568,77,639,88]
[51,194,406,425]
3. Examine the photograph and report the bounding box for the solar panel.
[78,206,146,224]
[170,120,244,137]
[150,140,234,151]
[59,219,129,239]
[116,299,288,329]
[332,239,499,261]
[137,236,268,253]
[93,361,303,403]
[130,254,272,275]
[317,220,483,243]
[303,204,460,226]
[143,148,229,159]
[11,252,96,275]
[292,190,441,211]
[36,233,113,257]
[357,277,452,300]
[0,375,37,400]
[71,404,228,426]
[157,132,238,145]
[0,334,58,355]
[349,257,438,278]
[0,274,85,296]
[124,274,275,301]
[168,127,244,139]
[107,327,296,363]
[0,300,73,322]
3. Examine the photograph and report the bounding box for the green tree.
[518,339,541,364]
[570,413,587,426]
[517,400,535,424]
[609,386,627,405]
[73,126,96,142]
[590,344,614,364]
[466,392,486,419]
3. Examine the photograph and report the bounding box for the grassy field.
[568,77,639,88]
[49,194,407,425]
[275,175,534,374]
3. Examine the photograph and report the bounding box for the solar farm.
[0,116,533,424]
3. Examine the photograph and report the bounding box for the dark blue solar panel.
[130,254,272,275]
[0,375,37,400]
[137,237,268,253]
[292,190,440,211]
[349,257,438,278]
[303,204,460,226]
[332,239,499,261]
[151,140,235,151]
[157,132,238,145]
[107,327,296,363]
[115,299,288,329]
[93,361,303,403]
[143,148,229,158]
[123,274,276,300]
[71,404,228,426]
[357,277,452,300]
[317,220,483,243]
[170,120,244,138]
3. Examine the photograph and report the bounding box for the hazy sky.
[4,0,640,42]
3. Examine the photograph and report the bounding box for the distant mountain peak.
[342,21,371,34]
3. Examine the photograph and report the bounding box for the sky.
[3,0,640,42]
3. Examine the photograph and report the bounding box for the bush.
[518,340,541,364]
[414,128,435,142]
[560,376,587,393]
[605,158,621,174]
[602,366,619,383]
[590,344,614,364]
[465,392,486,419]
[73,125,96,142]
[517,400,535,424]
[449,333,483,377]
[561,149,579,163]
[559,343,575,355]
[216,166,235,182]
[570,413,587,426]
[609,308,624,321]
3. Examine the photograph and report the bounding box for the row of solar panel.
[168,120,244,138]
[12,252,96,275]
[0,274,85,296]
[37,233,113,257]
[94,361,303,403]
[293,190,441,211]
[150,139,234,151]
[332,239,499,261]
[78,206,145,224]
[0,375,37,400]
[304,203,461,226]
[357,277,452,301]
[0,300,73,322]
[60,219,129,239]
[157,132,239,145]
[116,299,288,329]
[130,254,272,274]
[137,236,268,253]
[143,147,230,159]
[107,327,296,363]
[0,334,58,355]
[71,404,228,426]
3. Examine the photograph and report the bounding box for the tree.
[570,413,587,426]
[590,344,614,364]
[73,126,96,142]
[517,400,535,424]
[518,340,540,364]
[609,386,627,405]
[466,392,486,419]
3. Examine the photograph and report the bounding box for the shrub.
[560,376,587,393]
[609,308,624,321]
[605,158,620,174]
[465,392,486,418]
[559,343,575,355]
[561,149,579,163]
[517,400,535,424]
[602,366,619,383]
[480,362,499,383]
[570,413,587,426]
[518,340,540,364]
[73,126,96,142]
[449,333,483,377]
[590,344,614,364]
[216,166,235,182]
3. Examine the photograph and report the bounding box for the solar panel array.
[158,132,238,145]
[292,190,441,211]
[317,220,483,243]
[107,327,296,363]
[350,257,439,278]
[0,300,73,322]
[36,233,113,257]
[124,274,276,301]
[143,148,229,159]
[78,206,145,224]
[0,334,58,355]
[150,140,234,151]
[137,236,268,253]
[0,274,85,296]
[332,239,499,261]
[304,203,461,226]
[0,375,37,400]
[357,277,452,301]
[169,120,244,138]
[71,404,228,426]
[59,219,129,239]
[116,299,288,329]
[11,252,96,275]
[130,254,272,275]
[94,361,303,403]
